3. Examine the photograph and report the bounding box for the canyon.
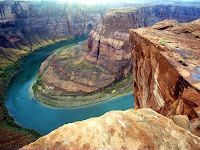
[87,5,200,80]
[22,7,200,149]
[0,1,106,69]
[34,5,200,106]
[22,16,200,150]
[0,1,200,149]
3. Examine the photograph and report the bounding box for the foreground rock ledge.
[21,108,200,149]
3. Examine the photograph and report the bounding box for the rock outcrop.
[21,108,200,149]
[173,115,191,131]
[130,19,200,120]
[39,41,116,94]
[34,40,134,107]
[87,5,200,80]
[0,1,105,69]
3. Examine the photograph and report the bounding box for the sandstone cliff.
[130,19,200,120]
[39,41,116,94]
[0,1,105,69]
[21,108,200,149]
[87,5,200,80]
[33,40,134,107]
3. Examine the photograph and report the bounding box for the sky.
[2,0,200,4]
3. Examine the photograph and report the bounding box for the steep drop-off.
[36,5,200,105]
[130,19,200,121]
[87,5,200,80]
[22,108,200,149]
[0,1,105,69]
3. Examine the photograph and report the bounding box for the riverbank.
[33,74,134,107]
[0,37,86,149]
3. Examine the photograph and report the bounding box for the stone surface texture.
[22,108,200,150]
[173,115,191,131]
[130,19,200,120]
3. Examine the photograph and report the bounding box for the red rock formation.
[21,108,200,149]
[130,19,200,119]
[87,5,200,80]
[39,41,115,94]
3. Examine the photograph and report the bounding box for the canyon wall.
[0,1,106,69]
[34,5,200,102]
[21,108,200,149]
[87,5,200,80]
[130,19,200,119]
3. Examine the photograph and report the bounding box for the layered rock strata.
[39,41,116,94]
[35,5,200,104]
[0,1,105,69]
[130,19,200,120]
[22,108,200,149]
[87,5,200,80]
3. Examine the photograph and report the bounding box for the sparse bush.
[36,75,43,85]
[159,39,168,46]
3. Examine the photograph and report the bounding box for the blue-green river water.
[5,37,134,135]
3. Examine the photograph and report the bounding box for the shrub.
[36,75,43,85]
[159,39,168,46]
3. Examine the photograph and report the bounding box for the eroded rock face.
[39,41,115,94]
[0,1,104,43]
[87,5,200,80]
[0,1,105,69]
[130,19,200,119]
[21,108,200,149]
[173,115,191,131]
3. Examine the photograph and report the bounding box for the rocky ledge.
[130,19,200,126]
[21,108,200,149]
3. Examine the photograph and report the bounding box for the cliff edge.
[21,108,200,149]
[130,19,200,122]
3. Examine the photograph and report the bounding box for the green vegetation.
[56,44,100,71]
[36,75,43,85]
[159,39,168,46]
[0,60,43,138]
[0,52,44,140]
[0,37,78,141]
[0,34,74,70]
[33,74,134,107]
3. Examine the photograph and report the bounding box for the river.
[5,37,134,135]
